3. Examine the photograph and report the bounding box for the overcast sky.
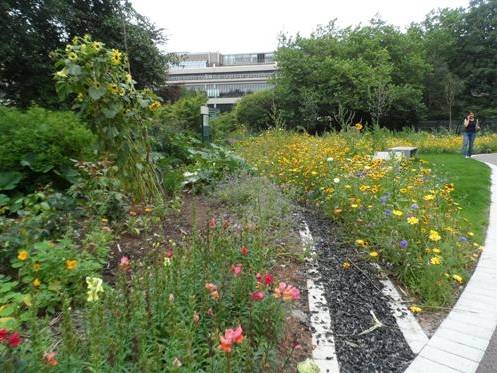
[132,0,470,54]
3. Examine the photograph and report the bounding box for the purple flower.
[384,209,392,216]
[459,236,468,242]
[380,195,388,204]
[410,203,419,210]
[400,240,408,249]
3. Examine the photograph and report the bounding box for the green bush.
[157,91,207,133]
[0,106,96,192]
[235,90,275,132]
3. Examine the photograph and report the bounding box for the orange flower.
[65,260,78,270]
[43,351,58,366]
[218,326,244,353]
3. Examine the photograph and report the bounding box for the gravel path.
[303,209,414,372]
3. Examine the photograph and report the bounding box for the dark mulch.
[303,209,415,372]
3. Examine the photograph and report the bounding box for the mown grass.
[419,153,491,245]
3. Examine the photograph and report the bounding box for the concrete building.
[167,52,277,111]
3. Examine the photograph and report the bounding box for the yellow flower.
[354,123,363,130]
[86,277,104,302]
[359,185,369,192]
[467,232,474,237]
[355,239,367,248]
[452,274,463,283]
[407,216,419,225]
[65,260,78,270]
[149,101,161,111]
[369,251,379,258]
[429,230,441,241]
[341,261,351,269]
[432,248,441,254]
[108,83,119,94]
[68,52,78,61]
[101,218,109,224]
[18,250,29,261]
[125,73,133,84]
[409,305,422,314]
[32,262,41,271]
[92,41,103,51]
[110,49,122,65]
[399,188,408,193]
[423,194,435,201]
[430,256,441,265]
[55,69,68,78]
[393,210,403,217]
[32,278,41,288]
[351,203,359,208]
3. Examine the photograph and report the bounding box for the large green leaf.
[0,171,23,190]
[88,86,106,101]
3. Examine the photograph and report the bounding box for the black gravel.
[302,209,415,372]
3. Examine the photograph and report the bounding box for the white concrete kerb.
[406,161,497,373]
[299,221,340,373]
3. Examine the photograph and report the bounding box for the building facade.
[167,52,277,110]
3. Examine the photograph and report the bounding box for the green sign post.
[200,105,210,143]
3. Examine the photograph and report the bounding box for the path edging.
[406,161,497,373]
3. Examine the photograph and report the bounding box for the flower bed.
[237,130,485,306]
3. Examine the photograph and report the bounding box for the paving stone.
[420,345,479,372]
[406,356,463,373]
[436,328,489,351]
[429,335,486,362]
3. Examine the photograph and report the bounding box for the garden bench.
[373,146,418,160]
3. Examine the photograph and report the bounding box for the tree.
[367,81,393,126]
[444,73,462,130]
[0,0,171,107]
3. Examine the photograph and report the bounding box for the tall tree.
[0,0,170,107]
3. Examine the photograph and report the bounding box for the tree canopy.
[0,0,171,107]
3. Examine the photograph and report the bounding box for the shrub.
[0,106,96,192]
[156,91,207,134]
[235,90,275,132]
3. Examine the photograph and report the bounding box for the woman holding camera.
[462,111,480,158]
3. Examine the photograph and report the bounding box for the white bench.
[374,146,418,160]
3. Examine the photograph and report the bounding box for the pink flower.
[255,272,262,282]
[274,282,300,301]
[118,256,130,271]
[193,312,200,326]
[231,264,243,277]
[240,246,249,256]
[218,326,244,352]
[209,217,217,229]
[43,351,58,366]
[165,248,174,258]
[250,291,265,301]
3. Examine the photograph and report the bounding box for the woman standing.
[462,111,480,158]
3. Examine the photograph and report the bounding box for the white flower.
[333,177,340,184]
[326,157,334,162]
[164,257,172,267]
[297,358,320,373]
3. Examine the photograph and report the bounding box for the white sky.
[132,0,470,53]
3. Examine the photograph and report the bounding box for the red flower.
[209,217,217,229]
[43,351,58,366]
[240,246,249,256]
[0,328,8,342]
[7,332,22,348]
[230,264,243,277]
[264,274,273,285]
[250,291,265,301]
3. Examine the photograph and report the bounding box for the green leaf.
[0,304,16,317]
[88,86,106,101]
[0,194,9,206]
[102,106,118,119]
[67,64,82,76]
[0,171,23,191]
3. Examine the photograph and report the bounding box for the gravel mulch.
[303,209,415,372]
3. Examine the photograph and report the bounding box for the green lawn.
[419,153,492,244]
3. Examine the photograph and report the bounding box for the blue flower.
[400,240,408,249]
[410,203,419,210]
[384,209,392,216]
[459,236,468,242]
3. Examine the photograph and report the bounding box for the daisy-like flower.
[407,216,419,225]
[423,194,435,201]
[393,210,403,217]
[17,250,29,261]
[452,274,463,283]
[65,259,78,270]
[429,230,441,242]
[273,282,300,301]
[430,256,442,265]
[369,251,379,258]
[409,305,422,314]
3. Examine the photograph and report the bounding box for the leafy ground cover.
[237,129,489,307]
